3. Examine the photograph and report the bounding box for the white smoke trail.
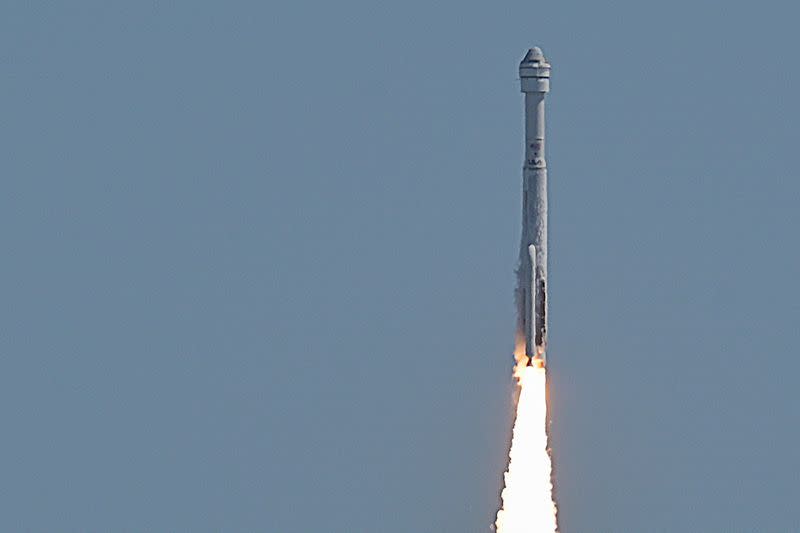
[495,364,558,533]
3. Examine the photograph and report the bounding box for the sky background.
[2,1,799,532]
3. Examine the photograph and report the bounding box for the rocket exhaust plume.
[495,47,558,532]
[495,362,558,533]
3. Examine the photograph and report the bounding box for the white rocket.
[517,47,551,366]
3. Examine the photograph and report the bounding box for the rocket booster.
[517,47,551,365]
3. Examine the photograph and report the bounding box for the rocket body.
[517,48,551,364]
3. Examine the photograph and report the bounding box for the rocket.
[517,47,551,366]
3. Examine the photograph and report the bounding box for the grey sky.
[2,1,799,532]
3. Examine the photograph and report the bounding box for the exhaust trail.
[495,362,558,533]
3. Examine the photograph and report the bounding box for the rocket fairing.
[517,47,551,366]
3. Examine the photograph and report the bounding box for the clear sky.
[2,1,799,532]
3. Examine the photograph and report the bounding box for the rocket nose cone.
[524,47,545,62]
[519,46,550,89]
